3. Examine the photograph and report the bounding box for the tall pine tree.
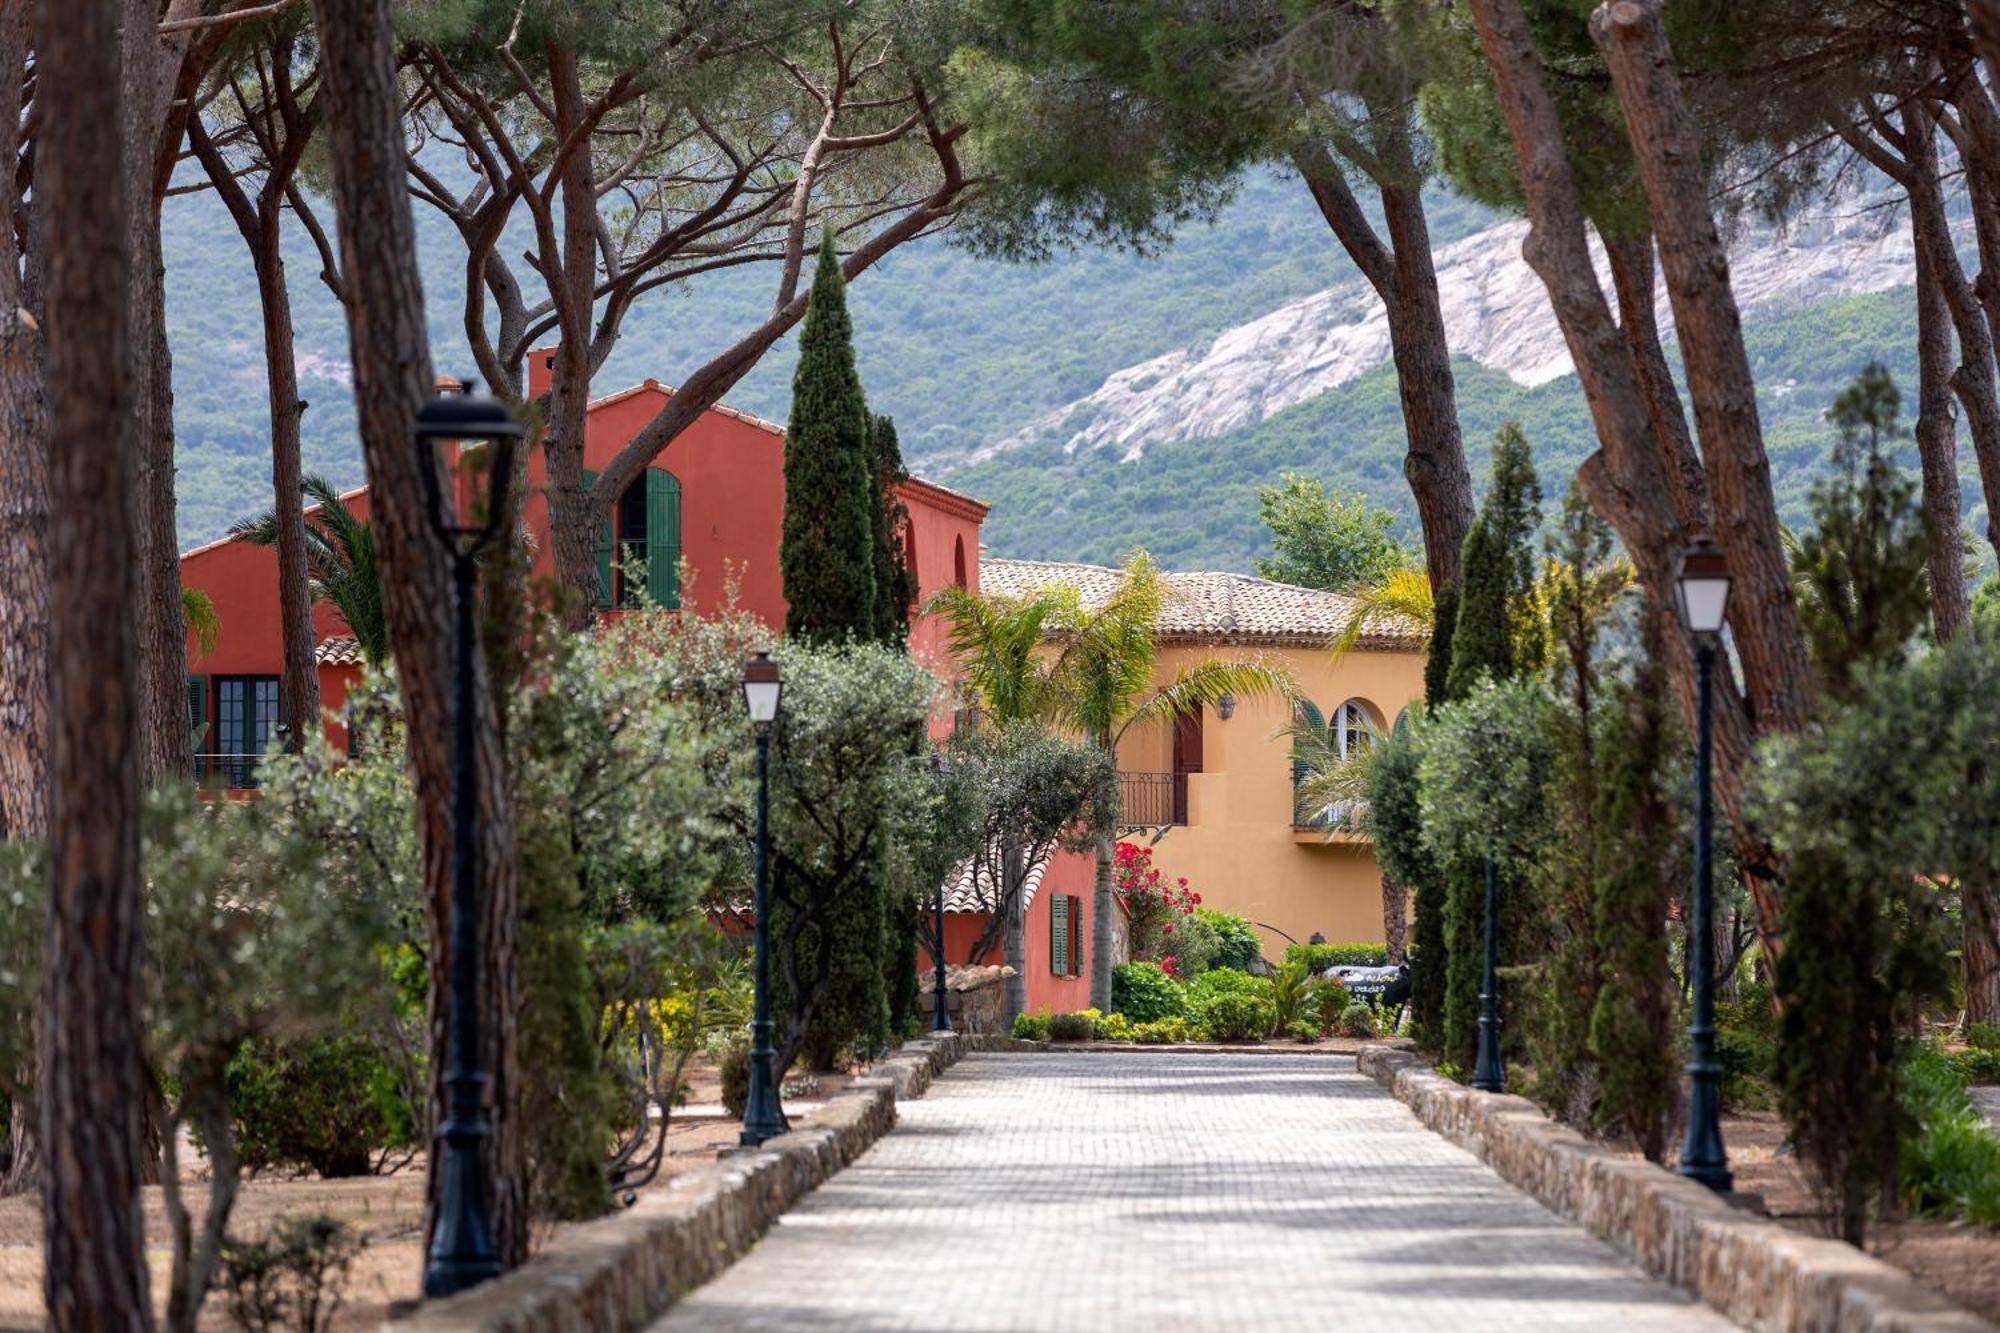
[782,232,878,643]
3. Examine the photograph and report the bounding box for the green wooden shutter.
[1070,896,1084,975]
[584,469,613,608]
[187,675,208,751]
[644,468,682,609]
[1292,698,1324,820]
[1050,892,1068,976]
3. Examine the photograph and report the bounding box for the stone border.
[388,1032,1004,1333]
[1356,1044,1995,1333]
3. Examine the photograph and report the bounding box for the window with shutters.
[213,675,279,788]
[1069,896,1084,975]
[1050,893,1070,976]
[187,676,207,752]
[596,467,684,609]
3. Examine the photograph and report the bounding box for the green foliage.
[228,474,387,665]
[226,1038,413,1179]
[1267,960,1314,1032]
[1362,718,1444,1050]
[1132,1017,1191,1044]
[782,231,879,643]
[1287,1019,1321,1043]
[1199,993,1276,1043]
[1425,584,1459,709]
[1900,1045,2000,1225]
[1163,909,1220,976]
[1445,422,1543,703]
[1282,942,1390,971]
[1337,1003,1379,1039]
[1946,1048,2000,1085]
[1011,1011,1052,1041]
[1716,978,1780,1114]
[1048,1010,1098,1042]
[1253,473,1414,591]
[1196,909,1263,971]
[1092,1011,1136,1041]
[217,1215,361,1333]
[1789,363,1933,699]
[869,413,915,648]
[1968,1022,2000,1053]
[719,1044,750,1119]
[1310,980,1352,1033]
[1588,653,1682,1162]
[1111,962,1186,1024]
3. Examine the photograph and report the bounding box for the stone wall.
[389,1033,999,1333]
[1356,1044,1994,1333]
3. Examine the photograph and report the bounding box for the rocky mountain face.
[970,187,1944,469]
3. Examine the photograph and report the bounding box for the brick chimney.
[525,345,561,399]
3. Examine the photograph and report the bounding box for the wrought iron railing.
[1118,771,1182,828]
[196,753,266,790]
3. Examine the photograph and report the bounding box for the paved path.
[654,1051,1735,1332]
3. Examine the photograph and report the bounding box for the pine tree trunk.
[1464,0,1785,958]
[1592,0,1811,742]
[313,0,528,1269]
[257,224,322,747]
[1899,99,2000,561]
[1966,873,2000,1027]
[39,0,154,1321]
[0,301,46,840]
[1602,234,1707,531]
[1288,133,1473,592]
[1001,841,1027,1024]
[1913,217,1972,642]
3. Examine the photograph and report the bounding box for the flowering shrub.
[1114,841,1201,961]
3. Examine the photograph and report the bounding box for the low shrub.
[1199,993,1275,1043]
[1947,1047,2000,1085]
[1282,942,1388,973]
[1902,1044,2000,1224]
[1111,962,1185,1025]
[1268,960,1315,1032]
[1337,1002,1378,1039]
[1093,1012,1136,1042]
[1132,1017,1190,1045]
[719,1043,750,1119]
[226,1036,415,1179]
[1162,911,1220,976]
[1967,1021,2000,1053]
[1196,910,1264,972]
[217,1214,361,1333]
[1310,980,1351,1033]
[1286,1019,1320,1044]
[1048,1010,1098,1042]
[1716,980,1778,1113]
[1011,1011,1052,1042]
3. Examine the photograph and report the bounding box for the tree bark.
[1974,0,2000,89]
[1913,202,1973,642]
[313,0,527,1269]
[1602,233,1708,531]
[38,0,153,1321]
[1464,0,1785,955]
[1966,874,2000,1027]
[1380,876,1408,963]
[542,45,601,627]
[1090,830,1116,1012]
[1288,135,1474,591]
[1592,0,1812,745]
[1001,840,1026,1023]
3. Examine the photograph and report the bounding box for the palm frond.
[1329,566,1434,661]
[924,582,1064,727]
[1117,657,1296,743]
[181,587,221,659]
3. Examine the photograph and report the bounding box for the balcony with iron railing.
[1117,771,1182,830]
[196,753,267,791]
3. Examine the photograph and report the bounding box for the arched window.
[903,523,920,591]
[1333,698,1381,761]
[953,534,968,587]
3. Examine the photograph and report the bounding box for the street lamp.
[1677,533,1733,1193]
[740,650,789,1147]
[416,380,523,1299]
[929,752,953,1034]
[1471,856,1505,1093]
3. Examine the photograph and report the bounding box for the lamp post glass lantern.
[740,651,790,1147]
[417,380,524,1299]
[1678,535,1734,1193]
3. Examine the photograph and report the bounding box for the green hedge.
[1111,962,1185,1024]
[1282,942,1389,972]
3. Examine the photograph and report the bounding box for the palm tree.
[1328,565,1434,661]
[931,552,1294,1008]
[230,475,387,666]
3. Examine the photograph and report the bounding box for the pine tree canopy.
[782,231,879,644]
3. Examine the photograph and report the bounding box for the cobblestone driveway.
[654,1051,1735,1332]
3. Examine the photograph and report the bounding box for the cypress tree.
[867,413,915,648]
[1424,582,1459,708]
[781,232,878,643]
[1588,646,1680,1162]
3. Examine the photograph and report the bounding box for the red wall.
[916,849,1099,1017]
[181,356,989,755]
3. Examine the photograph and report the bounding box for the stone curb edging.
[1355,1043,1996,1333]
[386,1031,1005,1333]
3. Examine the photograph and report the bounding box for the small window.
[1333,698,1380,762]
[953,535,967,588]
[213,675,280,787]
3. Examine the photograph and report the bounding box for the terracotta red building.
[179,356,988,767]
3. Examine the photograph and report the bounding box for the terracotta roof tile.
[976,559,1426,650]
[940,848,1050,914]
[315,636,364,666]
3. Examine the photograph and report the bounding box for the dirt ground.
[0,1058,865,1331]
[1722,1111,2000,1321]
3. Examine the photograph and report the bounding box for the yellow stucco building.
[981,559,1429,961]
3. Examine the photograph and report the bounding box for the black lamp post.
[1471,856,1505,1093]
[930,752,953,1034]
[416,380,523,1299]
[740,650,790,1148]
[1677,534,1734,1192]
